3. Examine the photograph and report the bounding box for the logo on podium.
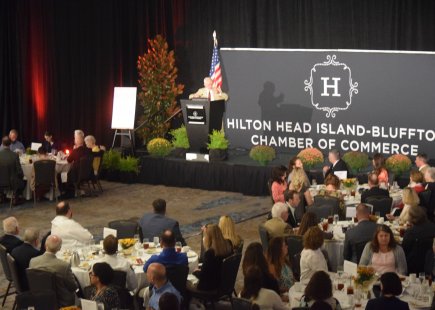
[304,55,359,118]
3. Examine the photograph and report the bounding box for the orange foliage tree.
[137,35,184,144]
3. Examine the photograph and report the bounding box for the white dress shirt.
[95,254,138,291]
[51,215,93,249]
[300,248,328,284]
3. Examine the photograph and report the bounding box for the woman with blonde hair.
[398,188,420,225]
[289,168,314,207]
[194,224,233,291]
[218,215,243,252]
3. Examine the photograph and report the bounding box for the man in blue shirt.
[0,129,25,153]
[144,230,188,272]
[145,263,181,310]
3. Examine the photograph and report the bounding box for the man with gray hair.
[424,167,435,222]
[323,149,349,178]
[0,129,25,153]
[0,216,23,252]
[11,228,41,290]
[30,235,78,307]
[263,202,293,238]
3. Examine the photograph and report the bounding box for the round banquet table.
[57,245,199,291]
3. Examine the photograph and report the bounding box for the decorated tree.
[137,35,184,144]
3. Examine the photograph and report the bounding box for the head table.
[57,243,199,291]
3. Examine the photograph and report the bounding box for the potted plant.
[207,130,229,161]
[297,148,324,170]
[170,125,189,158]
[102,149,122,182]
[119,156,140,184]
[147,138,172,157]
[342,151,369,175]
[385,154,412,177]
[249,145,276,166]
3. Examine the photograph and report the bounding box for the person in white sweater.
[300,226,328,284]
[240,265,290,310]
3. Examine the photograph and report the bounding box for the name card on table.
[344,260,358,277]
[346,207,356,219]
[103,227,117,238]
[334,171,348,180]
[30,142,42,151]
[80,299,101,310]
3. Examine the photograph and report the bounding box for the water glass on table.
[153,236,160,247]
[143,238,149,249]
[175,242,182,253]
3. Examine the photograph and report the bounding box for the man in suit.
[343,204,378,263]
[0,129,25,153]
[415,153,430,176]
[29,235,78,307]
[0,136,25,205]
[423,167,435,222]
[139,199,186,246]
[264,202,294,238]
[323,149,349,178]
[361,172,390,203]
[284,190,301,228]
[11,228,41,291]
[0,216,23,252]
[189,77,228,101]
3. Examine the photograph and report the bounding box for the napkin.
[344,260,357,277]
[103,227,117,238]
[333,225,345,240]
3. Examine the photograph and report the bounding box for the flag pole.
[213,30,217,47]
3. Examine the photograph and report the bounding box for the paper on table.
[334,171,348,180]
[346,207,356,219]
[80,299,101,310]
[31,142,42,151]
[103,227,117,238]
[344,260,358,277]
[333,226,345,240]
[61,172,68,183]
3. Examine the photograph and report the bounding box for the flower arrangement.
[342,178,357,189]
[102,149,122,171]
[147,138,172,157]
[342,151,369,174]
[249,145,276,166]
[118,156,139,174]
[25,147,36,155]
[297,148,324,169]
[119,238,136,249]
[170,125,189,149]
[207,130,229,150]
[385,154,412,176]
[354,266,376,289]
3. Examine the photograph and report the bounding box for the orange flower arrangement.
[297,148,324,169]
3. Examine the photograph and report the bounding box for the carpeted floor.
[0,181,271,309]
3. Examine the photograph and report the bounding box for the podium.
[180,99,225,153]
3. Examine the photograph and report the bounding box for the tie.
[208,90,211,101]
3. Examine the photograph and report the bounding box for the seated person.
[218,215,243,252]
[267,237,294,292]
[11,228,41,291]
[143,230,188,272]
[264,202,293,239]
[284,190,302,228]
[361,172,390,203]
[315,174,345,219]
[408,170,425,193]
[84,135,102,175]
[95,234,137,291]
[270,166,288,203]
[0,129,25,153]
[29,235,78,307]
[0,216,23,252]
[424,167,435,222]
[296,212,333,240]
[343,204,378,263]
[30,147,56,200]
[159,292,180,310]
[51,201,93,249]
[42,131,59,154]
[366,272,410,310]
[189,77,228,101]
[88,263,120,309]
[0,136,25,205]
[144,263,181,309]
[372,153,389,187]
[240,266,290,310]
[300,226,328,284]
[300,271,342,309]
[289,168,314,214]
[397,188,420,224]
[360,225,407,275]
[139,199,186,246]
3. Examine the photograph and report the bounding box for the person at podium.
[189,77,228,101]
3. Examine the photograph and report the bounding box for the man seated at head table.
[189,77,228,101]
[29,235,78,308]
[0,129,25,153]
[95,234,137,291]
[51,201,93,249]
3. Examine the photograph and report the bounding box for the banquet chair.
[418,189,431,209]
[166,264,189,302]
[187,253,242,309]
[16,290,57,310]
[7,253,23,310]
[75,156,95,200]
[405,236,433,274]
[310,204,335,221]
[0,164,15,209]
[0,245,14,307]
[108,220,139,239]
[365,196,393,218]
[287,236,303,263]
[267,179,274,204]
[232,297,259,310]
[292,253,301,281]
[111,271,133,310]
[354,241,369,264]
[26,269,57,293]
[258,225,270,251]
[33,159,57,206]
[313,196,341,219]
[91,150,104,193]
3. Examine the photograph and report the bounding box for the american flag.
[209,31,222,89]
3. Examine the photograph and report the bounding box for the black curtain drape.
[1,0,435,148]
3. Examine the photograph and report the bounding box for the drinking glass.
[419,272,426,284]
[333,214,339,225]
[312,179,317,186]
[153,236,160,247]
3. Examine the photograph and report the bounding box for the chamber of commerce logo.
[304,55,358,118]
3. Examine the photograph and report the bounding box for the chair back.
[287,236,303,262]
[0,245,12,282]
[366,196,393,218]
[217,253,242,297]
[7,253,23,293]
[92,150,104,174]
[232,297,256,310]
[16,290,57,310]
[108,220,139,239]
[354,241,368,264]
[166,264,189,297]
[110,271,133,310]
[258,225,269,251]
[33,160,56,188]
[234,239,244,255]
[292,253,301,281]
[112,270,127,288]
[310,204,335,221]
[418,190,431,209]
[26,269,57,293]
[78,156,94,182]
[406,237,434,274]
[267,179,274,203]
[313,195,341,219]
[0,163,12,189]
